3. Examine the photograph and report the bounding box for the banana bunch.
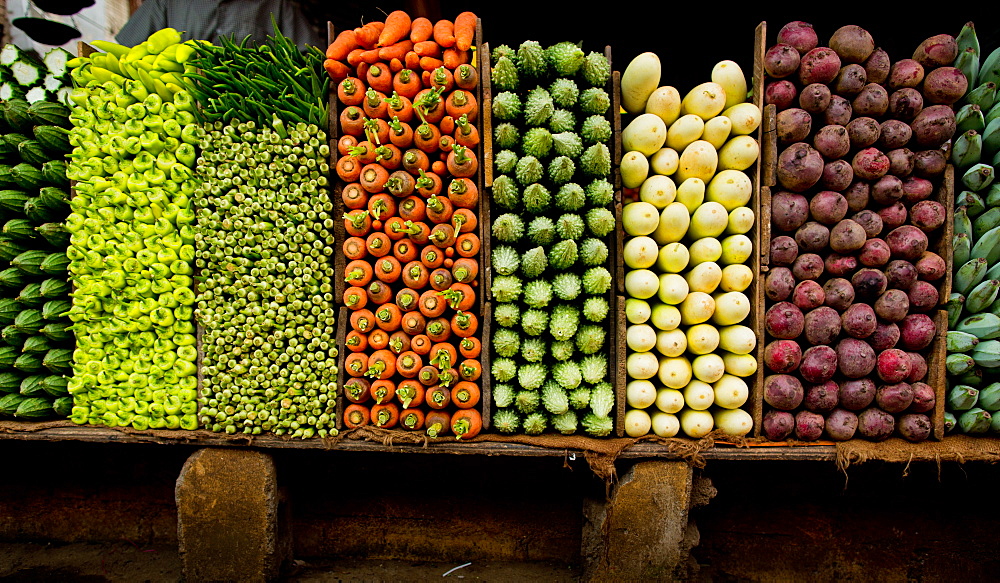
[946,22,1000,434]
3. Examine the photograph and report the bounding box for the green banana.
[944,412,957,434]
[956,105,986,134]
[948,385,980,411]
[956,368,984,388]
[979,45,1000,86]
[948,330,981,352]
[959,408,992,434]
[956,21,980,57]
[983,382,1000,412]
[948,353,978,376]
[957,312,1000,339]
[956,205,973,239]
[972,339,1000,368]
[971,82,998,112]
[988,294,1000,317]
[970,224,1000,264]
[956,47,980,93]
[952,129,983,169]
[983,117,1000,157]
[947,293,966,328]
[957,191,986,218]
[984,259,1000,281]
[954,232,972,266]
[973,207,1000,239]
[965,279,1000,314]
[985,183,1000,208]
[955,257,989,295]
[990,412,1000,433]
[962,163,995,192]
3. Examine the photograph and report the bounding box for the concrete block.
[176,448,289,583]
[582,460,694,581]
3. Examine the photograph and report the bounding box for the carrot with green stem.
[442,282,476,311]
[398,195,426,222]
[448,178,478,209]
[413,122,441,153]
[458,337,481,360]
[343,285,368,310]
[362,87,388,119]
[395,288,420,313]
[425,317,452,343]
[418,288,448,318]
[413,86,447,123]
[393,238,419,264]
[451,409,481,440]
[425,193,453,223]
[364,118,390,146]
[451,311,478,338]
[425,410,451,437]
[395,351,423,378]
[402,260,429,290]
[387,118,414,149]
[438,135,455,153]
[451,208,477,235]
[349,307,376,333]
[402,148,430,175]
[429,342,458,371]
[417,364,438,386]
[374,255,402,284]
[455,232,480,258]
[429,66,455,93]
[345,352,369,378]
[344,260,374,288]
[458,359,482,382]
[375,303,403,331]
[454,63,478,90]
[431,269,454,291]
[400,408,425,430]
[344,378,372,403]
[366,62,394,92]
[345,329,369,352]
[337,76,366,105]
[371,402,400,428]
[382,217,408,241]
[453,114,479,148]
[436,367,459,389]
[343,209,372,237]
[339,134,359,156]
[365,231,392,257]
[366,349,398,380]
[420,245,445,269]
[446,144,477,177]
[385,92,414,122]
[415,169,443,197]
[376,144,402,169]
[370,379,397,405]
[451,381,480,409]
[450,257,478,284]
[428,223,457,248]
[348,141,378,164]
[393,68,421,99]
[367,279,393,304]
[388,331,411,355]
[340,105,366,136]
[367,193,396,221]
[425,385,451,410]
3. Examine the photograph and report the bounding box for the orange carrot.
[413,122,442,153]
[453,114,479,147]
[402,312,428,337]
[425,410,451,437]
[367,193,397,222]
[450,257,478,284]
[451,209,477,238]
[418,289,447,318]
[374,255,402,284]
[412,337,433,359]
[365,231,391,258]
[451,380,480,408]
[453,12,477,51]
[344,378,372,403]
[393,238,419,264]
[420,245,444,269]
[455,232,481,258]
[367,279,393,305]
[425,317,452,343]
[378,10,411,47]
[419,56,444,72]
[402,260,429,290]
[370,379,397,405]
[448,178,478,209]
[458,359,482,382]
[446,145,477,177]
[398,195,426,222]
[359,48,382,64]
[345,329,368,352]
[395,287,420,313]
[343,404,371,428]
[438,134,455,153]
[393,68,421,99]
[414,40,442,58]
[425,193,453,224]
[386,92,414,122]
[375,303,403,331]
[451,311,478,338]
[442,48,464,70]
[409,17,433,43]
[349,307,376,333]
[442,282,476,311]
[366,63,394,92]
[324,59,350,82]
[362,88,388,119]
[432,19,455,47]
[336,155,362,182]
[344,352,369,377]
[379,40,413,62]
[368,327,390,350]
[389,57,404,73]
[396,379,424,406]
[395,351,423,378]
[354,21,384,49]
[359,163,390,193]
[404,50,421,71]
[328,29,359,60]
[402,148,430,175]
[459,337,481,360]
[371,402,400,428]
[366,349,398,380]
[347,47,366,67]
[343,209,372,237]
[453,63,478,90]
[343,285,368,310]
[429,342,458,371]
[438,114,456,136]
[428,67,455,93]
[425,385,451,410]
[428,223,457,248]
[388,330,412,355]
[338,134,359,156]
[431,159,447,175]
[399,408,425,431]
[386,167,416,196]
[445,89,477,121]
[342,183,368,211]
[451,409,481,440]
[344,260,374,288]
[339,106,366,136]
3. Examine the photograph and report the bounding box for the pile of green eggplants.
[0,55,75,420]
[946,23,1000,434]
[63,28,201,430]
[187,30,339,438]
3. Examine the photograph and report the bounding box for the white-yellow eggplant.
[665,114,705,152]
[718,135,760,171]
[622,113,667,156]
[645,85,681,126]
[621,52,661,114]
[680,81,727,120]
[711,60,748,110]
[639,174,676,208]
[676,140,718,183]
[621,150,650,189]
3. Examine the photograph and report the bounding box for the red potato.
[823,278,855,310]
[885,259,918,290]
[889,59,925,89]
[887,148,915,178]
[770,236,799,266]
[792,253,825,281]
[877,202,908,230]
[799,345,838,384]
[874,288,910,322]
[776,108,813,144]
[799,83,832,113]
[852,83,889,117]
[796,222,830,253]
[908,280,940,312]
[912,149,947,179]
[913,33,958,68]
[825,253,858,277]
[821,160,854,191]
[778,143,824,192]
[886,225,929,261]
[795,410,826,441]
[765,80,799,110]
[910,200,946,232]
[858,237,891,267]
[804,381,840,413]
[763,410,796,441]
[765,267,796,301]
[824,95,853,126]
[852,209,883,238]
[778,21,818,54]
[804,306,841,345]
[846,117,881,149]
[924,67,968,105]
[909,382,935,413]
[898,413,932,443]
[851,268,888,302]
[771,191,810,232]
[813,124,851,159]
[836,337,876,378]
[765,301,805,339]
[911,105,957,148]
[840,378,877,411]
[830,219,867,254]
[888,88,923,121]
[863,47,891,85]
[764,339,803,374]
[878,120,912,150]
[901,176,935,202]
[799,47,842,85]
[899,313,936,350]
[857,407,895,441]
[809,191,849,225]
[878,349,912,384]
[876,381,914,412]
[792,280,825,310]
[870,175,904,205]
[853,147,890,181]
[825,408,859,441]
[843,181,870,212]
[842,303,878,338]
[833,64,867,96]
[869,321,901,351]
[829,25,875,64]
[915,251,947,281]
[765,44,801,78]
[906,352,928,383]
[764,374,805,411]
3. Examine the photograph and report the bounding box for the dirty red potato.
[761,21,954,442]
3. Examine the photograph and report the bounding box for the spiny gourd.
[579,87,610,115]
[552,272,582,300]
[580,354,608,384]
[551,340,575,361]
[552,410,578,434]
[521,338,547,362]
[547,155,575,184]
[494,122,520,149]
[523,87,554,127]
[579,143,611,177]
[492,91,522,120]
[494,149,518,174]
[542,381,570,415]
[491,55,519,91]
[492,212,525,242]
[581,115,611,144]
[555,182,586,211]
[523,182,551,213]
[527,216,556,246]
[549,78,579,108]
[548,109,576,133]
[521,309,549,336]
[546,41,585,76]
[517,362,547,390]
[521,127,552,158]
[555,213,585,240]
[575,325,607,354]
[581,51,611,87]
[552,359,583,389]
[585,178,614,206]
[582,296,610,321]
[492,174,519,210]
[491,245,520,275]
[549,239,578,271]
[579,238,609,265]
[516,40,548,78]
[521,246,548,278]
[552,131,583,158]
[515,155,543,185]
[522,280,553,309]
[583,266,613,294]
[586,207,615,237]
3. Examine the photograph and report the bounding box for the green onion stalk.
[63,28,201,430]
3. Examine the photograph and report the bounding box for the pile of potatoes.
[761,22,956,442]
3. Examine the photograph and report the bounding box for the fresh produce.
[488,39,614,437]
[63,29,201,430]
[762,22,957,442]
[0,46,75,420]
[186,28,338,438]
[621,52,759,439]
[0,44,74,104]
[333,11,484,440]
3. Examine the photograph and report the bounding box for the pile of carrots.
[330,10,484,440]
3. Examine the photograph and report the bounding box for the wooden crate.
[755,22,952,442]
